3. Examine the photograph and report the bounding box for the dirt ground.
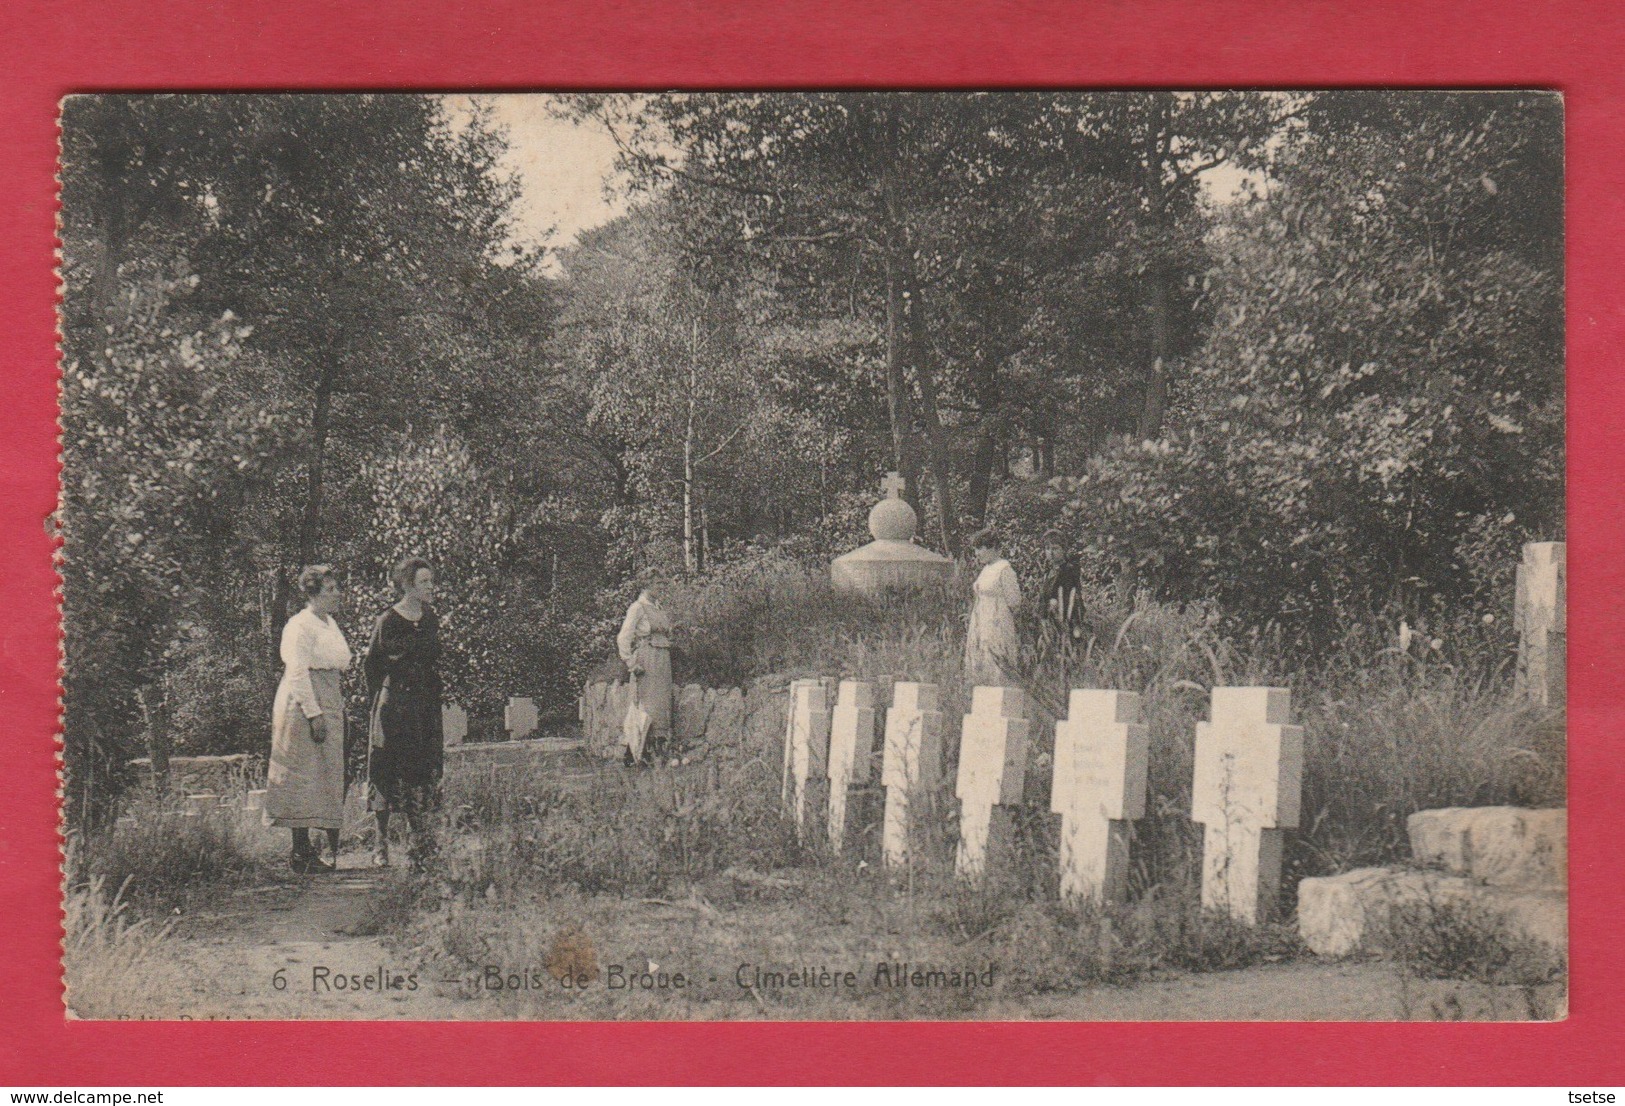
[84,851,1562,1023]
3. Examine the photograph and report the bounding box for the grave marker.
[782,678,833,838]
[1515,541,1566,707]
[442,703,468,747]
[505,696,539,740]
[1192,687,1304,924]
[1050,689,1149,903]
[955,686,1030,880]
[881,682,944,869]
[828,680,878,854]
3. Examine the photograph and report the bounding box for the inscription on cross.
[827,680,878,854]
[955,686,1030,880]
[881,681,944,870]
[1191,687,1304,924]
[1050,690,1148,903]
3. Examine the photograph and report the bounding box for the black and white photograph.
[56,90,1566,1021]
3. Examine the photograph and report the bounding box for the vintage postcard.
[56,90,1566,1022]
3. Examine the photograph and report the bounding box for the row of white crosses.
[782,677,1305,924]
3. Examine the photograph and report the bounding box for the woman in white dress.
[266,565,352,873]
[964,530,1023,685]
[616,577,674,766]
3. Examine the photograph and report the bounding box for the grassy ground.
[64,562,1566,1020]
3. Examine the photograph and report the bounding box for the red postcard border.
[3,0,1622,1086]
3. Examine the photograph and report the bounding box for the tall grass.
[414,538,1566,1006]
[61,842,185,1018]
[75,785,273,917]
[670,555,1563,888]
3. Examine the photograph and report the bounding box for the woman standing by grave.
[616,576,675,766]
[964,529,1023,685]
[363,556,444,867]
[266,565,351,874]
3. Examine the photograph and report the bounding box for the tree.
[58,94,571,819]
[1033,91,1563,643]
[555,205,765,575]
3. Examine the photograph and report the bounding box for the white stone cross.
[782,678,833,838]
[1192,687,1304,924]
[1515,541,1565,707]
[442,703,469,747]
[955,686,1030,880]
[505,696,538,740]
[880,471,906,499]
[1050,689,1149,903]
[828,679,878,854]
[881,681,944,870]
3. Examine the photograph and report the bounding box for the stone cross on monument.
[830,472,954,594]
[1192,687,1304,924]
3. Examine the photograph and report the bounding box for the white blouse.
[279,606,352,719]
[974,559,1022,609]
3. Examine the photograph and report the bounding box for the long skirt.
[367,686,443,816]
[266,668,346,830]
[965,598,1019,686]
[623,642,673,761]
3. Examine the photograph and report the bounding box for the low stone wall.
[127,753,264,792]
[579,677,794,762]
[1299,805,1568,959]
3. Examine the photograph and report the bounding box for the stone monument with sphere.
[831,472,955,594]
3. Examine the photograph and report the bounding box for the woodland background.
[58,91,1564,826]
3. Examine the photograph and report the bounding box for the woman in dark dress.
[363,556,444,867]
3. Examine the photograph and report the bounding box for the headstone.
[505,696,539,740]
[827,680,879,854]
[1192,687,1304,924]
[1406,806,1567,890]
[1050,689,1149,903]
[1515,541,1566,707]
[781,679,833,838]
[830,473,955,594]
[184,792,221,815]
[244,788,267,813]
[955,686,1030,880]
[442,703,468,747]
[881,681,945,869]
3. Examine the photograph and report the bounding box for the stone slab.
[1407,806,1567,890]
[1299,865,1567,960]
